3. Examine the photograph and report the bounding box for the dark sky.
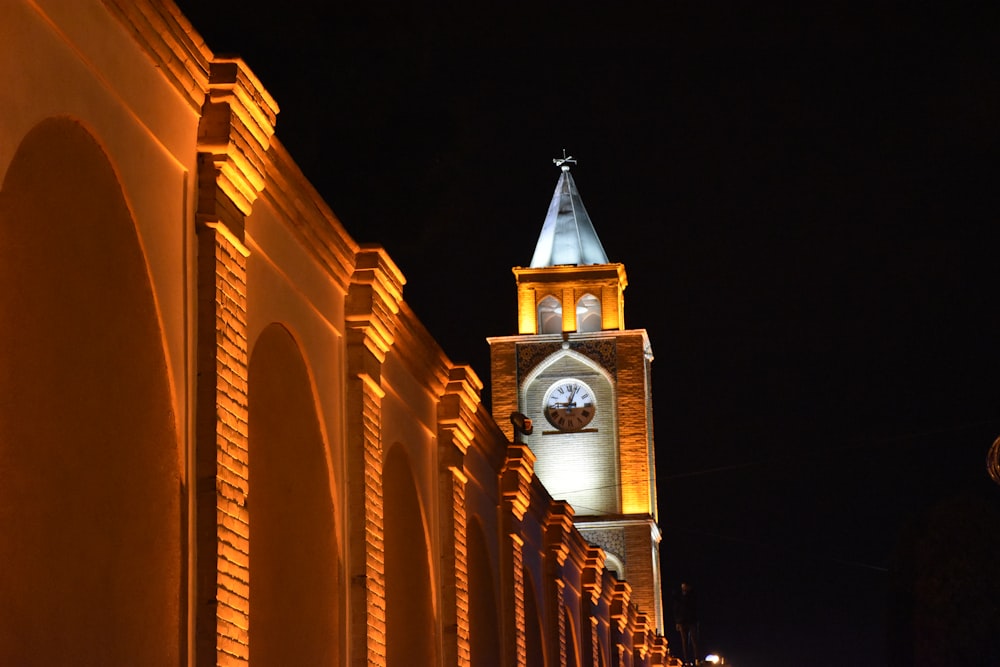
[176,2,1000,665]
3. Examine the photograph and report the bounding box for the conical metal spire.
[529,153,609,268]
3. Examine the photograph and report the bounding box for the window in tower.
[537,295,562,334]
[576,293,602,332]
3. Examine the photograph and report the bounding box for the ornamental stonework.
[517,338,617,382]
[578,527,626,563]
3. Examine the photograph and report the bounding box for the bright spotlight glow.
[705,655,721,664]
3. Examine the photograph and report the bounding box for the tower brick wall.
[615,333,655,516]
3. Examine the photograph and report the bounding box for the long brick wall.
[1,3,681,665]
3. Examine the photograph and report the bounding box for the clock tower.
[488,156,664,631]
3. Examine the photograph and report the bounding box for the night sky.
[176,3,1000,665]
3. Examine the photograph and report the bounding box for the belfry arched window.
[537,295,562,334]
[576,293,602,332]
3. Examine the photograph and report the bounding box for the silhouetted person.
[673,581,699,666]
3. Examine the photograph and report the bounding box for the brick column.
[632,613,650,667]
[544,502,575,667]
[345,246,404,667]
[582,546,606,667]
[501,444,536,667]
[194,58,276,667]
[610,581,633,667]
[646,627,669,666]
[438,366,482,667]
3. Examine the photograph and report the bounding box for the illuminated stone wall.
[0,1,677,665]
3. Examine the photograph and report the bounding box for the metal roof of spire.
[529,153,609,268]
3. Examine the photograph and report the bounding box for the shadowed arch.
[384,444,436,666]
[564,606,581,667]
[524,570,546,667]
[468,517,501,667]
[0,117,180,664]
[248,323,341,665]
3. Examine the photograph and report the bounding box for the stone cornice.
[582,546,606,605]
[197,58,278,225]
[103,0,212,110]
[346,246,405,362]
[512,262,627,288]
[438,365,484,459]
[392,304,451,394]
[543,501,576,568]
[610,580,632,632]
[500,444,536,521]
[260,139,357,290]
[632,613,651,659]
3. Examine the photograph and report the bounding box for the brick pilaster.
[556,579,568,667]
[194,57,276,667]
[610,581,633,667]
[582,546,606,667]
[346,245,404,667]
[195,227,250,666]
[648,634,670,666]
[632,613,650,666]
[544,502,575,667]
[438,366,482,667]
[501,444,535,667]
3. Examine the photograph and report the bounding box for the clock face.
[543,379,596,432]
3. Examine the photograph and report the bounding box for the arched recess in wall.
[563,605,581,667]
[604,552,626,581]
[384,444,436,667]
[0,116,180,665]
[524,570,546,667]
[520,350,620,515]
[248,323,341,666]
[467,516,501,667]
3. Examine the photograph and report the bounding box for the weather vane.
[553,149,577,172]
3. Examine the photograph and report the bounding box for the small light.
[705,655,721,664]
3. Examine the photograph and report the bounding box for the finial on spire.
[553,149,577,172]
